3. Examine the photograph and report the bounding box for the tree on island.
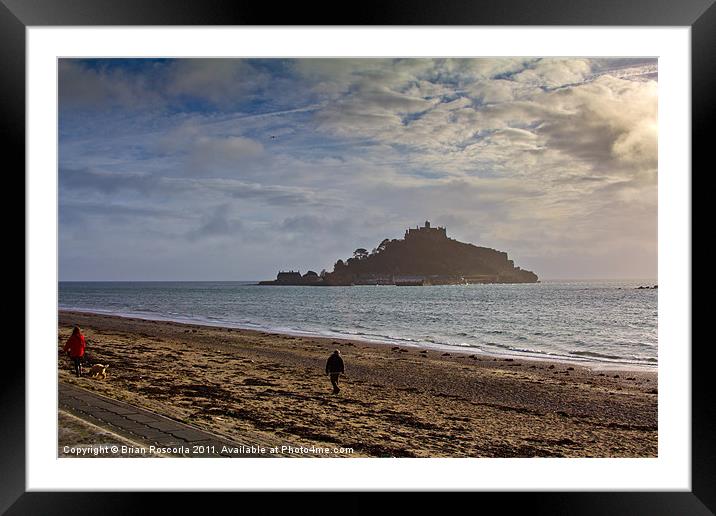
[353,248,369,260]
[372,239,391,256]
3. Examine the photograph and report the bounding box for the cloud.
[60,201,179,221]
[186,203,243,241]
[59,60,163,110]
[468,79,520,104]
[59,167,334,208]
[59,57,658,280]
[192,135,264,159]
[59,59,273,112]
[436,58,531,81]
[512,58,592,88]
[165,59,270,106]
[534,75,658,175]
[59,167,163,195]
[277,215,357,241]
[186,136,265,176]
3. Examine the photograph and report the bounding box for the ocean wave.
[570,350,624,361]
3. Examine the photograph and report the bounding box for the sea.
[58,280,657,370]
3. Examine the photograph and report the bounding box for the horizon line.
[58,278,659,283]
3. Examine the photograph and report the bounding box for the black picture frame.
[6,0,710,513]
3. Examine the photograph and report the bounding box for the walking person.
[325,350,345,395]
[63,326,86,377]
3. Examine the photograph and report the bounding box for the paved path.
[59,382,312,457]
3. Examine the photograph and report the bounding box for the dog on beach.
[87,363,109,379]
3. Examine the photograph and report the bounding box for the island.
[259,221,539,286]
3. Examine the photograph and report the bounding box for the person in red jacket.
[63,326,86,377]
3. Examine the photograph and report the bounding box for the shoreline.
[58,307,656,372]
[58,310,657,457]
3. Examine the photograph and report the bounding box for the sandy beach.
[58,310,657,458]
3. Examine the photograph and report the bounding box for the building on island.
[276,271,302,283]
[405,220,447,240]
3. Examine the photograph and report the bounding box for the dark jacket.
[325,353,345,374]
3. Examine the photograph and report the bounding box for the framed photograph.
[8,0,710,513]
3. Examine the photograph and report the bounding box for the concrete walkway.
[59,382,312,457]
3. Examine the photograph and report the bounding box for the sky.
[58,58,658,281]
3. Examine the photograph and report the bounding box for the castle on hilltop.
[405,220,447,240]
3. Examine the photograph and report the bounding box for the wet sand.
[58,310,657,457]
